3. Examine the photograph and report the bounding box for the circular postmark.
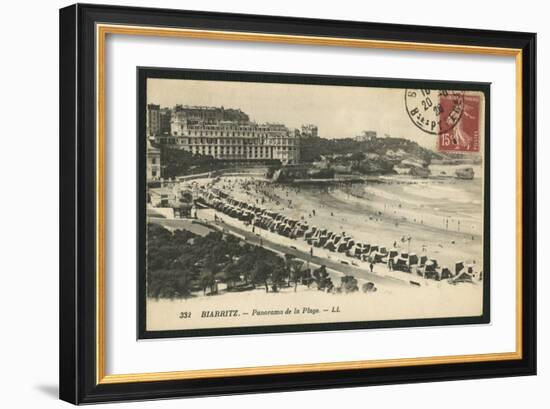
[404,89,465,135]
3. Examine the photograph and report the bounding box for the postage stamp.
[437,94,481,153]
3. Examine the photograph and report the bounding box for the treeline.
[159,136,442,178]
[160,146,282,178]
[299,136,442,163]
[147,223,326,299]
[160,147,226,179]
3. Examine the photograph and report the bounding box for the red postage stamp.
[438,94,481,152]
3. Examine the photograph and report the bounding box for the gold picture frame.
[60,3,536,404]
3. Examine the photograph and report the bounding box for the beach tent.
[424,259,439,279]
[441,267,453,280]
[450,270,474,284]
[419,255,428,266]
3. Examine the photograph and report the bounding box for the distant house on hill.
[355,130,377,142]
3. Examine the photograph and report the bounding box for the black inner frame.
[137,67,491,340]
[59,3,536,404]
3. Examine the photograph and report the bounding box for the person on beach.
[369,263,374,273]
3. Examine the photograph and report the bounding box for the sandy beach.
[198,172,484,269]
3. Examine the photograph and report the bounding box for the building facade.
[146,140,161,181]
[153,105,302,164]
[172,105,249,123]
[300,124,318,138]
[170,120,300,164]
[146,104,172,136]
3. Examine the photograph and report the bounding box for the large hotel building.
[147,104,303,165]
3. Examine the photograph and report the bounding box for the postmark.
[404,89,465,135]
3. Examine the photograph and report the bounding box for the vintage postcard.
[138,69,489,338]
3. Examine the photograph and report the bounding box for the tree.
[234,251,258,284]
[349,151,366,167]
[302,268,313,288]
[161,147,225,178]
[340,275,359,293]
[147,268,194,299]
[270,265,287,292]
[283,253,296,287]
[289,259,305,292]
[251,260,270,293]
[199,253,223,295]
[312,265,333,291]
[199,270,217,295]
[223,262,242,289]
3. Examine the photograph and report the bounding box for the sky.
[147,78,474,149]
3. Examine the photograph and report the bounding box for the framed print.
[59,3,536,404]
[138,68,490,339]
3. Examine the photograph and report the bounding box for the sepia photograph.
[138,68,489,338]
